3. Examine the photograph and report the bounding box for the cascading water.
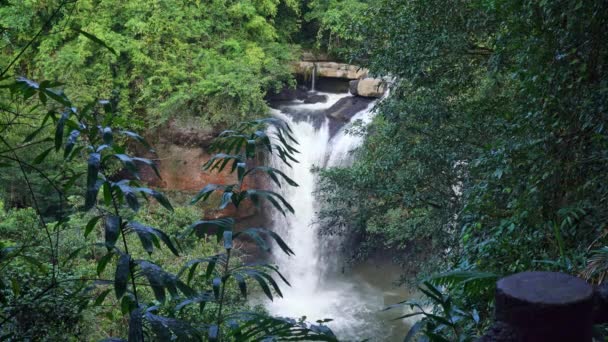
[311,63,318,91]
[262,89,410,340]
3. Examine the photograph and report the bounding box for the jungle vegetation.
[1,0,608,341]
[317,0,608,339]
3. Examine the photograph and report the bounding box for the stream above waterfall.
[256,88,415,341]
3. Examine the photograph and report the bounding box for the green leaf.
[187,218,234,241]
[94,289,112,306]
[179,256,219,284]
[128,221,179,256]
[115,253,130,298]
[10,279,19,297]
[223,230,233,250]
[113,154,138,177]
[175,292,214,312]
[404,322,424,342]
[209,325,219,342]
[103,182,113,207]
[234,228,294,255]
[136,187,173,211]
[120,295,136,315]
[191,184,230,204]
[42,88,71,106]
[55,111,70,151]
[128,308,143,342]
[119,131,150,149]
[243,166,298,188]
[63,246,87,266]
[248,271,274,301]
[115,181,140,212]
[104,215,121,248]
[133,157,161,179]
[137,260,188,302]
[33,147,53,165]
[84,216,102,238]
[64,130,80,158]
[151,227,179,256]
[427,271,498,296]
[212,277,221,300]
[131,224,155,254]
[233,273,248,299]
[85,153,101,210]
[73,28,118,55]
[97,252,114,276]
[203,153,243,172]
[22,113,50,143]
[61,171,82,192]
[242,189,294,216]
[102,127,113,146]
[220,191,233,209]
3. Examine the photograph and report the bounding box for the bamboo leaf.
[73,28,118,55]
[104,215,120,248]
[115,253,130,298]
[84,216,102,238]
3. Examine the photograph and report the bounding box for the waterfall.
[264,91,391,339]
[311,63,317,91]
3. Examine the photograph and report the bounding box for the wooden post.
[480,271,595,341]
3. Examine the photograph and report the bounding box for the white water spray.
[263,91,401,339]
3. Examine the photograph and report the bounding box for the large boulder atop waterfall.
[293,61,368,80]
[326,96,374,122]
[349,78,386,98]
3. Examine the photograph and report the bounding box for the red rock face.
[152,144,234,191]
[138,142,265,221]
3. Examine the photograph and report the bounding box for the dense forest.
[1,0,607,341]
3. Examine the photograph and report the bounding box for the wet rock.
[315,77,351,93]
[350,78,386,98]
[326,96,374,122]
[266,85,309,102]
[349,80,359,95]
[303,94,328,104]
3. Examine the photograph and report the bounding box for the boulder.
[350,78,386,98]
[349,80,359,95]
[303,94,328,104]
[293,61,368,80]
[266,86,309,102]
[326,96,374,122]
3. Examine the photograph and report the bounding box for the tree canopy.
[319,0,608,337]
[1,0,302,129]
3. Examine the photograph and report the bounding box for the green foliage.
[319,111,459,269]
[305,0,369,58]
[1,0,301,129]
[318,0,608,338]
[386,281,484,342]
[0,2,347,338]
[0,267,90,341]
[0,66,336,339]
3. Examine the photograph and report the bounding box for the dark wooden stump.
[487,271,594,342]
[594,282,608,324]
